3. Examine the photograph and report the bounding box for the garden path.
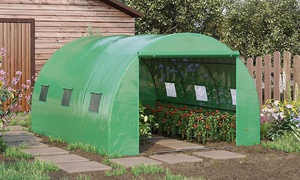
[2,126,246,174]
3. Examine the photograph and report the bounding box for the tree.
[121,0,300,57]
[123,0,224,39]
[221,0,300,57]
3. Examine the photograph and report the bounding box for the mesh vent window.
[39,85,49,102]
[89,93,102,113]
[61,89,72,107]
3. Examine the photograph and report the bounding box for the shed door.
[0,18,35,111]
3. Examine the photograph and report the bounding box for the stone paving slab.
[6,141,49,148]
[193,150,246,160]
[159,142,204,150]
[148,138,182,144]
[3,135,42,142]
[4,125,25,131]
[36,154,89,164]
[149,154,203,164]
[21,147,69,156]
[57,161,112,173]
[110,157,162,168]
[0,130,35,136]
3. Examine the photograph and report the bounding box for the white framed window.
[194,85,208,101]
[165,82,177,97]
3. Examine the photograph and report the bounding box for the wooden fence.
[245,51,300,107]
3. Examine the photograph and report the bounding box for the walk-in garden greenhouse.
[32,33,260,156]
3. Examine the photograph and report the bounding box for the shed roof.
[101,0,142,17]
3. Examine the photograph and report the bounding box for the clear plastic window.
[194,85,208,101]
[89,93,102,112]
[61,89,72,107]
[165,82,177,97]
[39,85,49,102]
[230,89,236,105]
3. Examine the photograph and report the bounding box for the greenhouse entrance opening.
[139,57,237,143]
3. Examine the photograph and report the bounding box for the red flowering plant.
[0,47,32,129]
[145,102,236,144]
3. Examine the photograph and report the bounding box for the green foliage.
[0,136,7,153]
[48,136,65,143]
[262,132,300,152]
[124,0,223,37]
[122,0,300,57]
[131,164,164,176]
[0,160,59,180]
[164,168,204,180]
[76,175,91,180]
[105,163,127,177]
[67,142,97,153]
[260,122,272,139]
[139,102,157,140]
[221,0,300,57]
[4,146,33,160]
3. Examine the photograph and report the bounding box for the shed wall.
[0,0,136,76]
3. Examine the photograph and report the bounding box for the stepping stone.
[4,125,24,131]
[21,147,69,156]
[0,130,35,136]
[3,135,42,142]
[36,154,89,164]
[159,142,204,150]
[57,161,111,173]
[6,141,49,148]
[149,138,182,144]
[193,150,246,160]
[110,157,162,168]
[149,154,203,164]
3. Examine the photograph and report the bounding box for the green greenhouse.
[31,33,260,156]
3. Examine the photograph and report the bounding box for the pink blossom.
[26,80,31,85]
[16,71,22,76]
[0,70,6,75]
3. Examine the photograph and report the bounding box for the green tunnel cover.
[32,33,260,156]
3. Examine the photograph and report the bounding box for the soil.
[1,135,300,180]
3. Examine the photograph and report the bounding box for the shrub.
[261,99,300,140]
[0,47,32,129]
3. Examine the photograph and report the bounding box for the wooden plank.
[0,3,120,12]
[0,15,135,23]
[273,51,281,101]
[36,48,59,54]
[256,57,263,107]
[35,53,52,60]
[36,42,66,49]
[283,51,291,100]
[294,55,300,99]
[0,0,106,6]
[0,9,129,17]
[264,54,271,102]
[36,37,77,43]
[36,21,135,27]
[35,26,134,33]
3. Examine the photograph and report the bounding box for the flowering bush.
[145,102,236,143]
[261,99,300,140]
[139,102,157,140]
[0,47,32,129]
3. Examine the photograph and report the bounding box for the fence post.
[264,54,271,101]
[273,51,281,101]
[283,51,291,100]
[256,57,263,107]
[294,55,300,99]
